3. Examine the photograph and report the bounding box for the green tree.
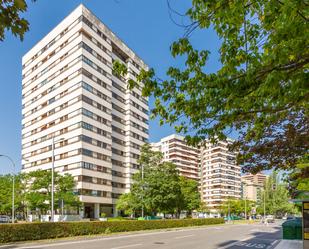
[116,144,201,217]
[0,0,37,41]
[257,171,296,217]
[114,0,309,174]
[220,198,256,216]
[25,170,80,214]
[179,176,201,215]
[0,173,29,216]
[116,192,141,217]
[0,174,14,214]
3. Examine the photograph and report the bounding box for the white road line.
[174,234,195,239]
[110,244,142,249]
[267,239,279,249]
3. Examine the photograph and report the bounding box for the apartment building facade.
[151,135,241,216]
[151,134,200,181]
[241,173,267,202]
[200,139,241,217]
[21,4,149,218]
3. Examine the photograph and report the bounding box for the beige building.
[151,134,200,181]
[200,139,241,217]
[152,135,241,217]
[21,4,149,218]
[241,173,267,202]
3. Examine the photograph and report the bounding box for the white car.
[0,215,10,223]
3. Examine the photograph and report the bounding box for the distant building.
[200,139,241,217]
[151,134,200,181]
[241,173,267,202]
[21,4,149,218]
[152,135,242,217]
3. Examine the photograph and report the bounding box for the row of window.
[80,41,111,68]
[23,29,81,82]
[77,175,125,189]
[23,31,81,88]
[23,14,114,77]
[22,120,110,150]
[22,15,81,71]
[77,189,121,199]
[23,52,81,99]
[131,100,148,115]
[23,103,111,139]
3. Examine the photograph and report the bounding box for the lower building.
[151,134,200,181]
[200,139,241,217]
[152,135,242,217]
[241,173,267,202]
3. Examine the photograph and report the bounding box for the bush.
[0,218,224,243]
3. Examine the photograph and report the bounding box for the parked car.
[0,215,10,223]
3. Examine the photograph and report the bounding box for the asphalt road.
[0,222,282,249]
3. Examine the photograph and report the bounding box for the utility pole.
[228,201,231,223]
[263,190,266,223]
[51,136,55,222]
[51,136,64,222]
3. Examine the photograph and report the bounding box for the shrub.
[0,218,224,243]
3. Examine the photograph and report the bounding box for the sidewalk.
[275,240,302,249]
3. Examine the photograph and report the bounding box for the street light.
[141,163,144,218]
[51,136,64,222]
[243,182,247,220]
[0,155,16,223]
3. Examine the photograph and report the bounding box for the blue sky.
[0,0,222,174]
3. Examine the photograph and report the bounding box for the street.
[0,222,282,249]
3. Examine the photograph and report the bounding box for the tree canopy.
[116,144,201,217]
[220,198,256,216]
[116,0,309,174]
[0,0,37,41]
[0,170,79,216]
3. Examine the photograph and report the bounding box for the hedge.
[0,218,224,243]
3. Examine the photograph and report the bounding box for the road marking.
[110,244,142,249]
[236,242,267,248]
[174,234,195,239]
[267,239,279,249]
[218,236,254,249]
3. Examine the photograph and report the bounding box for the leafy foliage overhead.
[117,0,309,174]
[0,0,37,41]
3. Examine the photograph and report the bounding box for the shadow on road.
[217,225,282,249]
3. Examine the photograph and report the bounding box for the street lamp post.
[141,164,144,218]
[245,196,247,220]
[51,136,55,222]
[0,155,16,223]
[51,136,64,222]
[263,189,266,223]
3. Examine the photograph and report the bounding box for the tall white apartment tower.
[151,134,200,181]
[21,4,149,218]
[200,139,241,217]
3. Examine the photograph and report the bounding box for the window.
[81,149,92,157]
[48,97,55,104]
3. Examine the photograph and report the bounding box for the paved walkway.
[274,240,302,249]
